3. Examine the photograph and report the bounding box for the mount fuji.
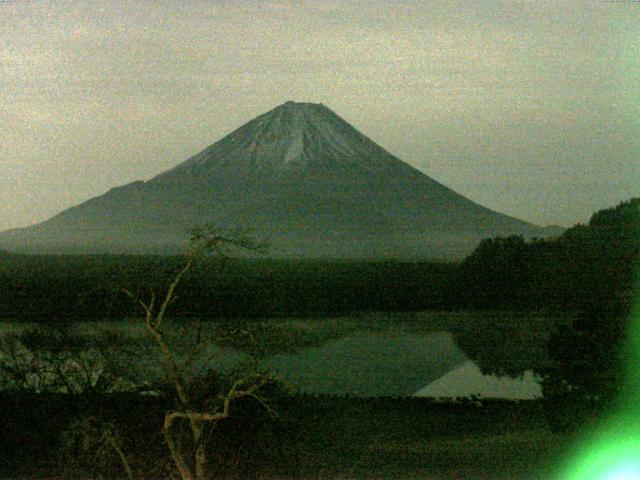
[0,101,557,258]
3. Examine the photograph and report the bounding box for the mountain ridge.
[0,101,558,259]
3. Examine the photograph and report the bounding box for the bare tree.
[123,224,275,480]
[0,325,138,394]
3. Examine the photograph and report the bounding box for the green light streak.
[560,418,640,480]
[559,267,640,480]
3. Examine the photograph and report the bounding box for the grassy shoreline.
[1,393,570,479]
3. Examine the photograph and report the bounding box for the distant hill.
[0,101,557,259]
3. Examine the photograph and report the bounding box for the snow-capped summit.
[0,102,555,258]
[156,101,414,182]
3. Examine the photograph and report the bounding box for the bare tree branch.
[120,223,272,480]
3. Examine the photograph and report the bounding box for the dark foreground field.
[1,394,570,480]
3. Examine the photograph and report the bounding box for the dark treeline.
[454,198,639,314]
[0,255,456,322]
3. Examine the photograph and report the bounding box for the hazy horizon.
[2,1,639,232]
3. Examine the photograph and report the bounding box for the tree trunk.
[192,420,207,480]
[164,413,195,480]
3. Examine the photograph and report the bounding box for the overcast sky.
[2,0,638,231]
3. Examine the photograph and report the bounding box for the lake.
[0,311,569,399]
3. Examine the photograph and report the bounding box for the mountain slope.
[0,101,554,258]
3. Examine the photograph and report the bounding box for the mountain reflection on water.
[265,316,558,399]
[266,331,467,397]
[414,361,542,400]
